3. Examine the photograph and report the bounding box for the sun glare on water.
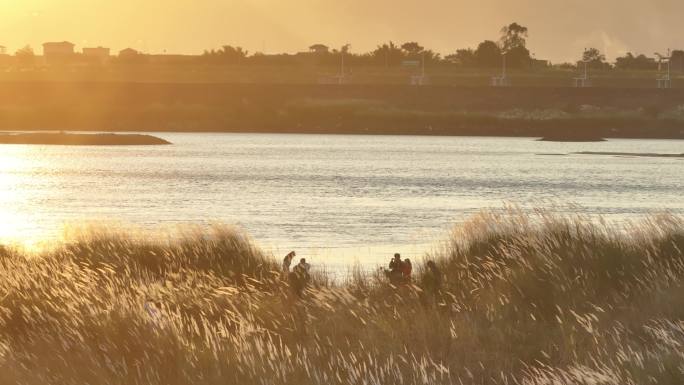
[0,145,56,252]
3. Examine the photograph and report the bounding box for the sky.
[2,0,684,62]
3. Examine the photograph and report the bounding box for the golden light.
[0,145,53,251]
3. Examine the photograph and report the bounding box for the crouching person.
[290,258,311,297]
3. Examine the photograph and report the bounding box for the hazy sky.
[2,0,683,62]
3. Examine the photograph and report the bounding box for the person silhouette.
[282,251,296,273]
[388,253,404,285]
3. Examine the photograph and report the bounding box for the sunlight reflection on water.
[0,133,682,266]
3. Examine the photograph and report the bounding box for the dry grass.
[0,210,682,384]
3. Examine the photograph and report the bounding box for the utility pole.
[655,49,672,89]
[339,44,350,84]
[502,52,507,80]
[574,48,590,88]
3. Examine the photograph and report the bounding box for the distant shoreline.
[1,82,684,140]
[1,127,682,141]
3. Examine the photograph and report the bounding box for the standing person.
[389,253,402,271]
[282,251,296,273]
[388,253,404,285]
[424,260,443,293]
[402,258,413,284]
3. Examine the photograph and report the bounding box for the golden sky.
[2,0,683,62]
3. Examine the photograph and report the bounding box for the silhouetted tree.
[499,22,528,52]
[474,40,502,68]
[423,50,441,63]
[15,45,36,68]
[401,42,424,57]
[553,62,578,70]
[498,23,531,68]
[202,45,248,64]
[582,48,609,69]
[370,41,405,66]
[445,48,476,67]
[670,50,684,73]
[614,52,657,70]
[506,45,532,68]
[395,42,440,63]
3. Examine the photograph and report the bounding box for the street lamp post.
[339,44,350,84]
[656,49,672,89]
[491,50,509,87]
[574,49,591,88]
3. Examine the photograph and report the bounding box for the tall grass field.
[0,209,682,384]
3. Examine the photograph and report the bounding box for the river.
[0,133,681,269]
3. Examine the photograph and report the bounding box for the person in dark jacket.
[290,258,311,297]
[387,253,404,285]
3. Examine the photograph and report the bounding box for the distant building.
[117,48,148,64]
[43,41,75,63]
[308,44,329,54]
[119,48,140,58]
[83,46,111,62]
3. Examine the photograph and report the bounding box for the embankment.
[1,82,683,138]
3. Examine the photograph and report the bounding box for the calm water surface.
[0,133,681,268]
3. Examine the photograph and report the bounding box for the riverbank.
[0,209,682,384]
[1,82,684,139]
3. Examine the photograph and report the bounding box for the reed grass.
[0,209,682,384]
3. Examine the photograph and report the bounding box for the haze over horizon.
[2,0,684,62]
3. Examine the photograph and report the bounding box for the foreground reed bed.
[0,210,682,384]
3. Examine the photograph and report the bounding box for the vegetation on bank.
[2,83,684,138]
[0,209,682,384]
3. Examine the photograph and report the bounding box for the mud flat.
[0,132,171,145]
[538,134,606,142]
[574,151,683,158]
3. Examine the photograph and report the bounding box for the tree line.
[200,22,684,71]
[6,22,684,71]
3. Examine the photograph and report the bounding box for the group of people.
[385,254,443,293]
[386,253,413,285]
[282,251,311,296]
[282,250,443,295]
